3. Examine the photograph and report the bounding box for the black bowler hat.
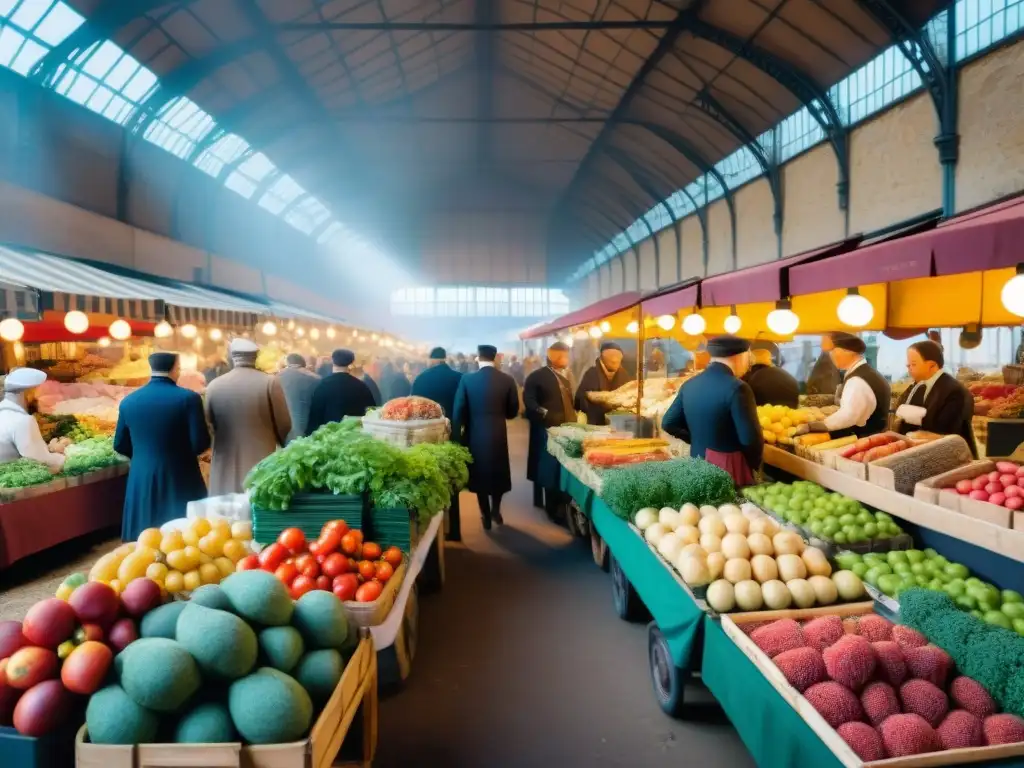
[831,332,866,354]
[429,347,446,360]
[707,335,751,357]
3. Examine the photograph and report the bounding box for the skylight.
[0,0,83,76]
[52,38,157,125]
[224,152,275,199]
[258,174,305,215]
[194,133,250,177]
[143,97,216,159]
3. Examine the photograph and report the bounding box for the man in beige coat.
[205,338,291,496]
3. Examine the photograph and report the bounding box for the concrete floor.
[375,420,755,768]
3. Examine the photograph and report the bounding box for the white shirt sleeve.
[13,415,65,471]
[824,377,878,432]
[895,404,927,426]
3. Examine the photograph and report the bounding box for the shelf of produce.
[764,446,1024,565]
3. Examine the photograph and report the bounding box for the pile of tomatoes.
[236,521,402,602]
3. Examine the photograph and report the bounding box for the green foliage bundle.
[600,459,735,520]
[61,437,126,476]
[0,458,55,488]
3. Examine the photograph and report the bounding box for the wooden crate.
[721,606,1024,768]
[915,460,1014,529]
[867,435,974,496]
[76,635,378,768]
[342,559,407,628]
[913,460,995,506]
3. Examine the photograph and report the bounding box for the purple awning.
[701,239,860,307]
[520,291,642,339]
[640,282,699,318]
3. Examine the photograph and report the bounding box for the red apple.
[0,621,27,660]
[973,476,989,491]
[1006,496,1024,510]
[1000,474,1017,487]
[68,583,120,628]
[985,482,1002,495]
[12,679,71,737]
[5,647,58,690]
[955,479,973,494]
[22,600,76,649]
[107,618,138,652]
[990,492,1007,506]
[120,578,162,618]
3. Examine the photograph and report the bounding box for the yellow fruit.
[159,531,185,555]
[183,570,202,592]
[137,528,162,549]
[190,518,212,537]
[114,542,136,556]
[199,533,225,558]
[146,562,169,582]
[231,521,252,541]
[89,551,128,583]
[109,579,123,595]
[118,547,158,584]
[166,550,192,572]
[55,584,74,601]
[198,553,213,565]
[164,570,185,593]
[198,563,221,585]
[182,529,200,547]
[764,431,777,444]
[183,546,202,567]
[222,539,247,562]
[213,557,235,578]
[211,518,232,537]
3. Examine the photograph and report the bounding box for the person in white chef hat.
[0,368,65,471]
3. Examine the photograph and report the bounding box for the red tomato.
[340,532,360,556]
[308,540,322,557]
[322,520,349,539]
[374,561,394,583]
[274,563,298,585]
[236,554,260,572]
[278,528,306,555]
[315,575,331,591]
[347,558,359,574]
[355,581,383,603]
[289,575,315,600]
[332,574,360,601]
[258,543,288,571]
[314,552,328,565]
[295,554,319,579]
[322,553,347,578]
[360,542,382,561]
[357,560,376,581]
[351,529,364,545]
[382,547,403,568]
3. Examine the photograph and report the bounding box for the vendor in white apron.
[0,368,65,471]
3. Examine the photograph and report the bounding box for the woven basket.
[1005,364,1024,386]
[342,559,407,628]
[361,416,449,447]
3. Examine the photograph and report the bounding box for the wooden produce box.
[866,435,974,496]
[831,433,906,481]
[913,460,1013,528]
[342,559,407,629]
[721,606,1024,768]
[76,635,378,768]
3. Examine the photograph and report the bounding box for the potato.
[772,532,804,556]
[776,553,807,582]
[723,558,752,584]
[750,554,778,584]
[721,533,751,561]
[801,547,832,578]
[746,533,773,557]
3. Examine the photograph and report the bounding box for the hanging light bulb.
[656,314,676,331]
[310,328,320,341]
[98,336,111,348]
[724,305,742,335]
[326,327,336,339]
[599,321,611,333]
[766,300,800,336]
[626,320,639,334]
[681,311,706,336]
[574,329,589,340]
[837,287,875,327]
[180,323,197,339]
[0,318,23,341]
[154,320,173,338]
[262,321,278,336]
[209,328,223,341]
[287,319,295,331]
[372,333,380,341]
[63,310,89,335]
[109,319,131,341]
[1002,265,1024,317]
[589,325,603,339]
[296,327,305,337]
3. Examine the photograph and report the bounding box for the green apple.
[1003,589,1024,604]
[836,553,860,569]
[833,531,848,544]
[927,578,945,591]
[905,550,925,564]
[909,562,927,575]
[915,575,931,587]
[878,574,901,596]
[984,611,1013,630]
[1002,602,1024,620]
[887,551,909,564]
[852,562,869,578]
[863,523,878,539]
[1013,618,1024,637]
[956,594,978,611]
[944,581,966,598]
[892,562,913,576]
[944,563,970,580]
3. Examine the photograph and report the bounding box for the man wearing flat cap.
[574,341,634,426]
[306,348,377,435]
[0,367,66,472]
[114,353,210,540]
[206,338,292,495]
[524,341,577,515]
[744,340,799,408]
[452,345,519,530]
[662,335,763,486]
[278,353,320,443]
[796,332,891,439]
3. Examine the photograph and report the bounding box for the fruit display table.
[0,467,127,569]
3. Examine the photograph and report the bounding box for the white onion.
[787,578,816,608]
[761,580,792,610]
[681,554,712,587]
[659,507,681,528]
[832,570,866,601]
[734,580,764,612]
[718,503,742,517]
[657,533,684,562]
[678,504,701,527]
[635,508,659,530]
[706,580,735,613]
[644,522,671,546]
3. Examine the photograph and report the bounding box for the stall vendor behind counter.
[895,340,977,456]
[0,368,65,472]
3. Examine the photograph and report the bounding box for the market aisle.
[376,419,755,768]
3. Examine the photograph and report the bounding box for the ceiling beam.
[276,20,677,32]
[476,0,497,165]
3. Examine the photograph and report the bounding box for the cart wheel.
[566,500,589,540]
[591,527,609,571]
[648,622,685,718]
[610,555,645,621]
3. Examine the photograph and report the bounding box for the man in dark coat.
[412,347,463,418]
[524,341,576,515]
[744,341,800,408]
[662,336,763,486]
[114,352,210,541]
[380,360,411,402]
[306,349,377,434]
[278,353,320,442]
[574,342,633,426]
[361,369,383,406]
[451,345,519,530]
[806,334,842,396]
[895,340,977,456]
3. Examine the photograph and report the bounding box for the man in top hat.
[895,339,976,456]
[206,338,292,495]
[524,341,576,515]
[574,341,634,425]
[306,348,378,435]
[0,367,65,471]
[451,345,520,530]
[278,353,320,443]
[115,353,211,540]
[796,332,890,439]
[744,340,799,408]
[662,335,763,486]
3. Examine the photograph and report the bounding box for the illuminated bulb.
[372,333,380,341]
[574,329,589,340]
[599,321,611,333]
[296,327,305,337]
[724,306,742,334]
[287,319,295,331]
[681,312,706,336]
[766,300,800,336]
[626,321,639,334]
[63,310,89,335]
[209,328,223,341]
[310,328,320,340]
[262,321,278,336]
[98,336,111,348]
[837,288,874,328]
[589,326,603,339]
[154,321,173,338]
[109,319,131,341]
[180,323,197,339]
[1002,266,1024,317]
[193,338,203,350]
[0,318,23,341]
[656,314,676,331]
[326,327,336,339]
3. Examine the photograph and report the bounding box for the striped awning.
[160,284,267,331]
[266,300,344,325]
[0,281,39,320]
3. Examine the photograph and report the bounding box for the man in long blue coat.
[412,346,465,539]
[114,352,211,541]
